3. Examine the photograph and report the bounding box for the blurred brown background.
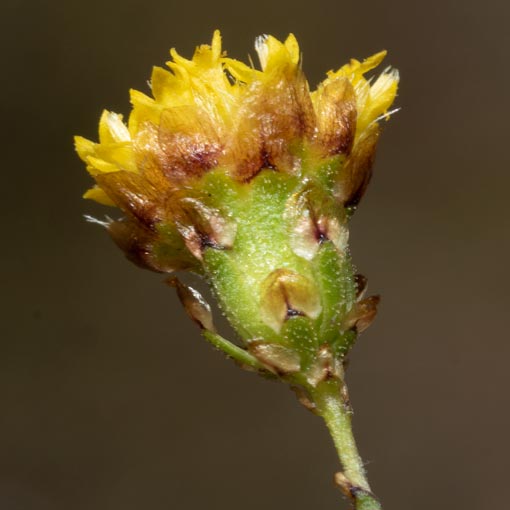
[1,0,509,509]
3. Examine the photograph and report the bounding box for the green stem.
[202,330,266,371]
[310,380,381,510]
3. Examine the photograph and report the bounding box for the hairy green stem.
[310,380,381,510]
[202,330,266,371]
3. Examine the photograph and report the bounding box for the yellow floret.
[76,31,399,206]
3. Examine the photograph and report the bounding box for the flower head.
[76,31,398,379]
[76,34,399,509]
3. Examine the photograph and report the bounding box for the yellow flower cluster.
[75,31,398,208]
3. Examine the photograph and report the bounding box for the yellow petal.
[330,50,387,83]
[324,50,398,139]
[222,57,258,83]
[99,110,131,144]
[357,68,399,134]
[83,186,116,206]
[128,91,163,136]
[86,155,121,175]
[74,136,95,162]
[150,66,179,103]
[255,34,300,74]
[94,143,137,173]
[284,34,300,65]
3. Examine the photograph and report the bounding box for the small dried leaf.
[291,386,317,413]
[225,115,264,181]
[235,71,315,176]
[335,123,380,209]
[248,341,301,375]
[313,76,357,156]
[108,217,199,274]
[334,472,379,504]
[183,198,237,248]
[284,191,319,260]
[95,171,163,229]
[259,269,322,333]
[342,295,380,333]
[354,274,368,301]
[172,223,203,260]
[315,215,349,254]
[167,277,215,332]
[173,197,237,260]
[284,189,349,260]
[306,344,344,387]
[108,219,155,271]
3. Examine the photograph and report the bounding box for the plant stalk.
[310,380,381,510]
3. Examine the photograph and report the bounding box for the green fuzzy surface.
[201,168,357,365]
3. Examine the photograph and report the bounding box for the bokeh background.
[2,0,509,509]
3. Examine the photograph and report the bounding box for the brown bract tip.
[313,77,357,156]
[342,295,380,333]
[248,340,301,375]
[306,344,344,387]
[336,123,380,209]
[259,269,322,333]
[167,277,216,332]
